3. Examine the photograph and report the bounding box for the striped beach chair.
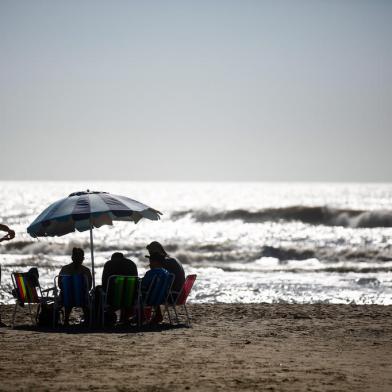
[11,272,54,328]
[101,275,140,327]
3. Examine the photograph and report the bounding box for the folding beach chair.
[167,274,197,327]
[142,273,174,324]
[54,274,92,327]
[11,272,54,328]
[100,275,141,327]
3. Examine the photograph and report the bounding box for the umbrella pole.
[89,225,96,290]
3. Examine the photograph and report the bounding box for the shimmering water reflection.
[1,182,392,304]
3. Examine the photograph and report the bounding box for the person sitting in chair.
[146,241,185,302]
[102,252,138,290]
[142,252,170,324]
[100,252,138,325]
[59,247,92,326]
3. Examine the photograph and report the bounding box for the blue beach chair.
[54,274,92,327]
[142,273,174,324]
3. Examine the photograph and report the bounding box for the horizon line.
[0,179,391,185]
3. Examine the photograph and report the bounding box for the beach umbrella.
[27,190,162,289]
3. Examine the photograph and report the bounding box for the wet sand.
[0,303,392,391]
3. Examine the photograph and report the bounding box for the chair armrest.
[42,286,57,297]
[42,286,55,293]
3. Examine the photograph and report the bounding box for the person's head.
[148,252,165,269]
[111,252,124,262]
[71,247,84,265]
[27,267,39,286]
[28,267,39,278]
[146,241,168,257]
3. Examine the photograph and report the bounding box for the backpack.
[37,303,62,327]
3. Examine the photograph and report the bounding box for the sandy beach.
[0,303,391,391]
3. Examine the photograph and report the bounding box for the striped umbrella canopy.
[27,190,162,288]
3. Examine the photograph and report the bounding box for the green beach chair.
[101,275,140,327]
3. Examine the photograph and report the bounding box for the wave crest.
[172,206,392,228]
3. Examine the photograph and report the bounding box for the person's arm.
[102,264,109,291]
[0,224,15,242]
[133,264,138,277]
[129,260,138,277]
[58,268,64,291]
[141,270,152,292]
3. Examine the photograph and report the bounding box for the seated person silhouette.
[146,241,185,302]
[59,247,92,326]
[102,252,138,290]
[101,252,138,324]
[142,252,170,324]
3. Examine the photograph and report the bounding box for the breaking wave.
[171,206,392,228]
[2,241,392,266]
[173,246,392,267]
[0,241,85,256]
[258,246,392,263]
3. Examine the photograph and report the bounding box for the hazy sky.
[1,1,391,181]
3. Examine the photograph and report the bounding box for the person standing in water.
[0,224,15,327]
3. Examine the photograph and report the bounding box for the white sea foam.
[1,181,392,304]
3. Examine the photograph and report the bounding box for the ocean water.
[1,181,392,305]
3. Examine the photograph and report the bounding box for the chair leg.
[172,304,180,324]
[183,303,191,327]
[101,302,105,328]
[53,302,56,328]
[101,305,104,328]
[134,296,141,329]
[137,304,141,329]
[165,304,172,325]
[28,303,35,325]
[35,304,41,326]
[100,291,108,329]
[89,304,93,329]
[136,289,141,329]
[11,302,18,329]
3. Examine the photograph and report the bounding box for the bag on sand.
[37,303,62,327]
[104,309,117,327]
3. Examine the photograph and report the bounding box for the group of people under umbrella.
[2,190,188,327]
[58,241,184,326]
